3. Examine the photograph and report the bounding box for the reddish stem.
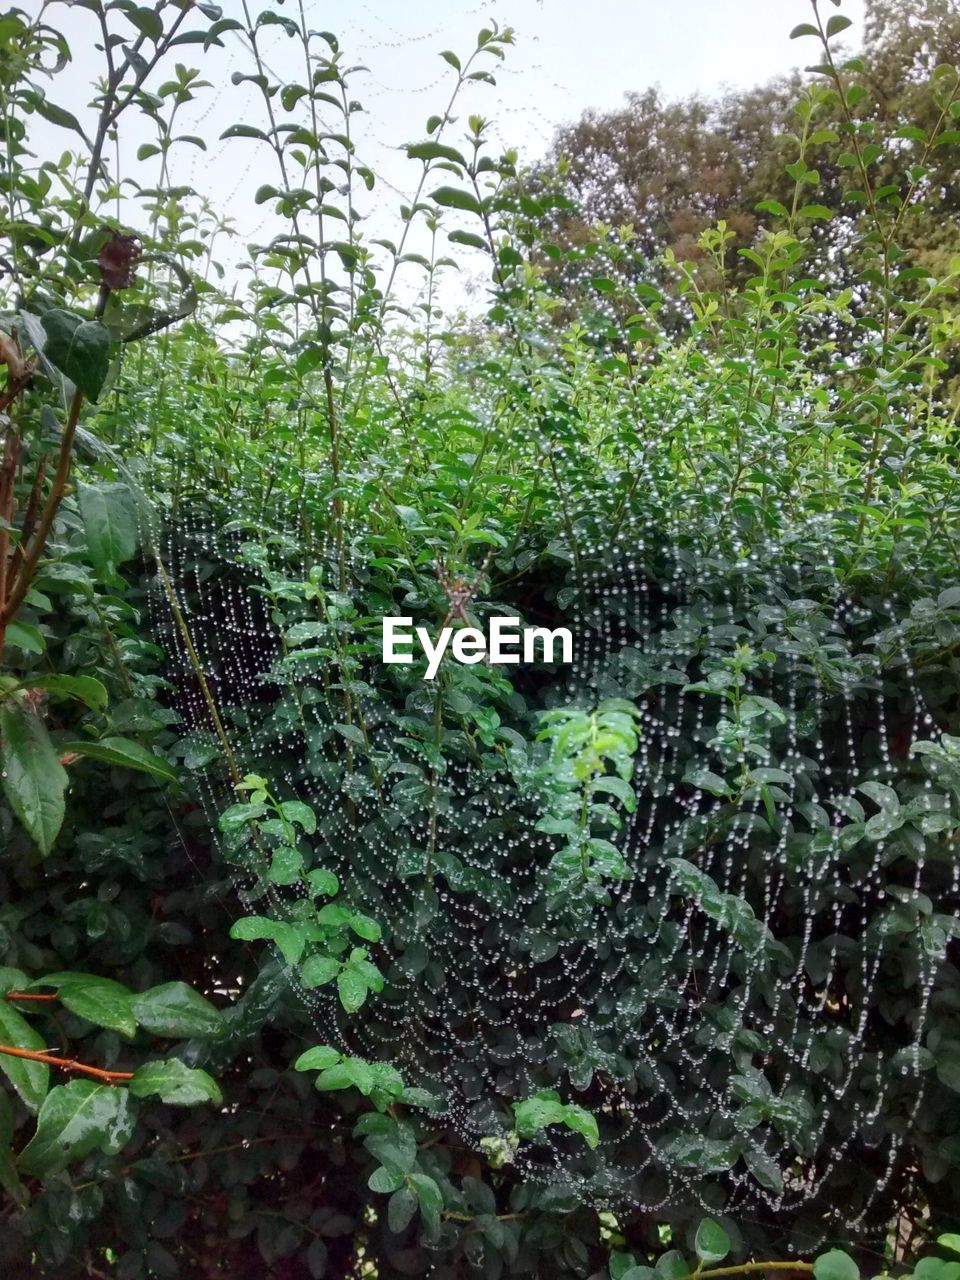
[0,1044,133,1085]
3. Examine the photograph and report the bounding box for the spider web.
[145,402,955,1244]
[106,0,959,1247]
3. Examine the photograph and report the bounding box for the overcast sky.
[45,0,867,310]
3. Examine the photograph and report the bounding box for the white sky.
[43,0,867,311]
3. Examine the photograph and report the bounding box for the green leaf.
[77,481,139,577]
[60,736,177,783]
[130,1058,222,1106]
[219,124,270,141]
[131,982,224,1039]
[0,999,49,1111]
[513,1091,566,1137]
[17,1079,136,1177]
[695,1219,731,1264]
[0,1132,25,1208]
[447,229,489,251]
[826,14,853,36]
[798,204,833,220]
[369,1164,405,1192]
[6,621,44,654]
[26,674,108,711]
[1,700,67,856]
[337,967,369,1013]
[348,913,381,943]
[563,1104,600,1148]
[656,1253,689,1280]
[29,95,85,136]
[307,868,339,897]
[388,1186,418,1233]
[294,1045,341,1072]
[126,5,163,41]
[315,1062,358,1092]
[744,1148,783,1192]
[0,968,28,996]
[409,1171,443,1227]
[41,309,111,401]
[431,185,483,215]
[939,1238,960,1258]
[407,141,467,166]
[267,846,303,885]
[684,768,732,798]
[814,1251,860,1280]
[300,955,340,987]
[278,799,316,833]
[789,22,820,38]
[36,972,137,1039]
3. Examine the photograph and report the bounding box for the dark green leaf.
[36,972,137,1038]
[431,186,482,215]
[60,736,177,783]
[41,310,111,401]
[27,674,108,711]
[1,700,67,856]
[0,999,49,1111]
[132,982,224,1039]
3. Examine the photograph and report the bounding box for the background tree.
[534,0,960,316]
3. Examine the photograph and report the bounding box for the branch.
[0,1044,133,1085]
[0,386,84,653]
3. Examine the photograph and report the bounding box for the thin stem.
[0,1043,133,1085]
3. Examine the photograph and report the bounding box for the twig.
[0,1043,133,1085]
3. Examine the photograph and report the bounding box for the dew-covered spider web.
[142,406,959,1245]
[89,0,959,1246]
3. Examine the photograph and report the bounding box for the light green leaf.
[130,1058,222,1106]
[18,1079,135,1177]
[278,799,316,833]
[814,1251,860,1280]
[337,967,369,1013]
[695,1219,731,1264]
[6,621,44,654]
[294,1045,341,1072]
[307,868,339,897]
[300,955,340,987]
[77,481,139,577]
[563,1104,600,1149]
